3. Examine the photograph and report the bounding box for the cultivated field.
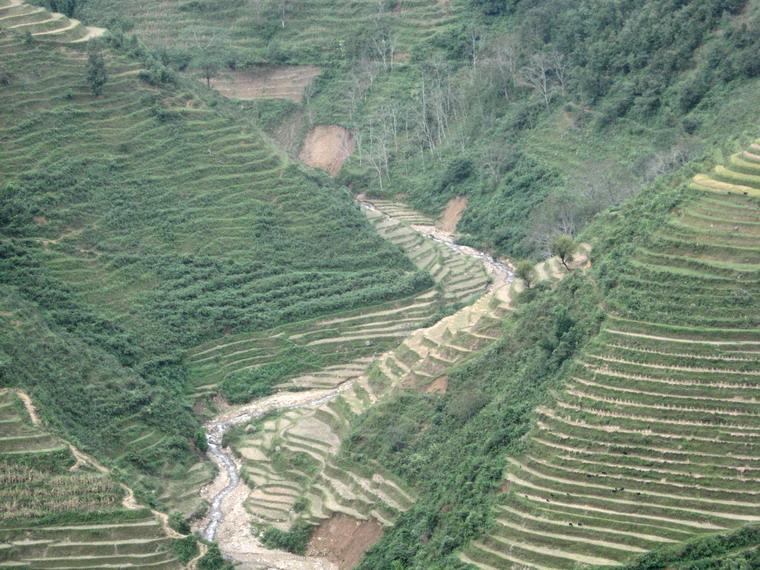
[0,19,419,518]
[78,0,465,62]
[0,0,104,43]
[186,200,491,403]
[0,390,182,569]
[219,207,585,540]
[462,143,760,569]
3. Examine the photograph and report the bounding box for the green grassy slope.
[0,25,423,513]
[77,0,760,260]
[76,0,465,63]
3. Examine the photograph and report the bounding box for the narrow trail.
[4,388,184,542]
[198,200,515,568]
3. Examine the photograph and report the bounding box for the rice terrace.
[1,1,759,569]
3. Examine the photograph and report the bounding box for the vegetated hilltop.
[0,14,427,517]
[75,0,760,259]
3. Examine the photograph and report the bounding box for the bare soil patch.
[209,66,321,102]
[425,376,448,394]
[32,215,48,225]
[437,196,467,233]
[299,125,355,176]
[307,515,383,569]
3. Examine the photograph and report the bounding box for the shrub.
[198,543,233,570]
[169,511,191,534]
[260,520,314,555]
[171,535,198,563]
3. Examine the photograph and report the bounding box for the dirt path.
[6,389,184,541]
[14,389,40,426]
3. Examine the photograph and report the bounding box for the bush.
[260,520,314,555]
[169,511,190,534]
[437,158,474,193]
[171,536,198,563]
[198,543,233,570]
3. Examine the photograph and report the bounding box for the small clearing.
[307,515,384,569]
[209,66,321,102]
[299,125,355,176]
[437,196,467,233]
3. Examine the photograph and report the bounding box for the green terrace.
[462,144,760,569]
[225,241,581,544]
[78,0,466,62]
[0,27,420,515]
[186,200,490,403]
[0,390,182,569]
[0,0,104,44]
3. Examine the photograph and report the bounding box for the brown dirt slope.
[437,196,467,233]
[299,125,355,176]
[209,66,321,102]
[307,515,384,569]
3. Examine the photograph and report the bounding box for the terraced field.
[462,144,760,569]
[79,0,465,62]
[187,200,490,400]
[0,0,104,42]
[0,22,421,517]
[209,216,587,546]
[0,390,182,569]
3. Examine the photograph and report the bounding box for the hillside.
[464,144,760,567]
[0,389,190,568]
[2,1,760,569]
[74,0,760,259]
[0,5,427,519]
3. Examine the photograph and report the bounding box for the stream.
[358,199,514,284]
[200,201,514,555]
[202,384,354,542]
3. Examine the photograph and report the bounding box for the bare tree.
[491,36,519,100]
[366,114,391,191]
[276,0,292,27]
[520,52,555,108]
[548,50,570,95]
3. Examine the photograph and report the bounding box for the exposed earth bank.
[299,125,355,176]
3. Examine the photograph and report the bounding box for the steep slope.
[198,198,589,566]
[77,0,464,62]
[0,389,185,569]
[0,26,423,515]
[0,0,104,43]
[461,142,760,568]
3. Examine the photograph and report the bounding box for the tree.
[520,52,553,108]
[47,0,77,17]
[550,234,577,271]
[196,53,222,88]
[515,260,535,288]
[86,50,107,96]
